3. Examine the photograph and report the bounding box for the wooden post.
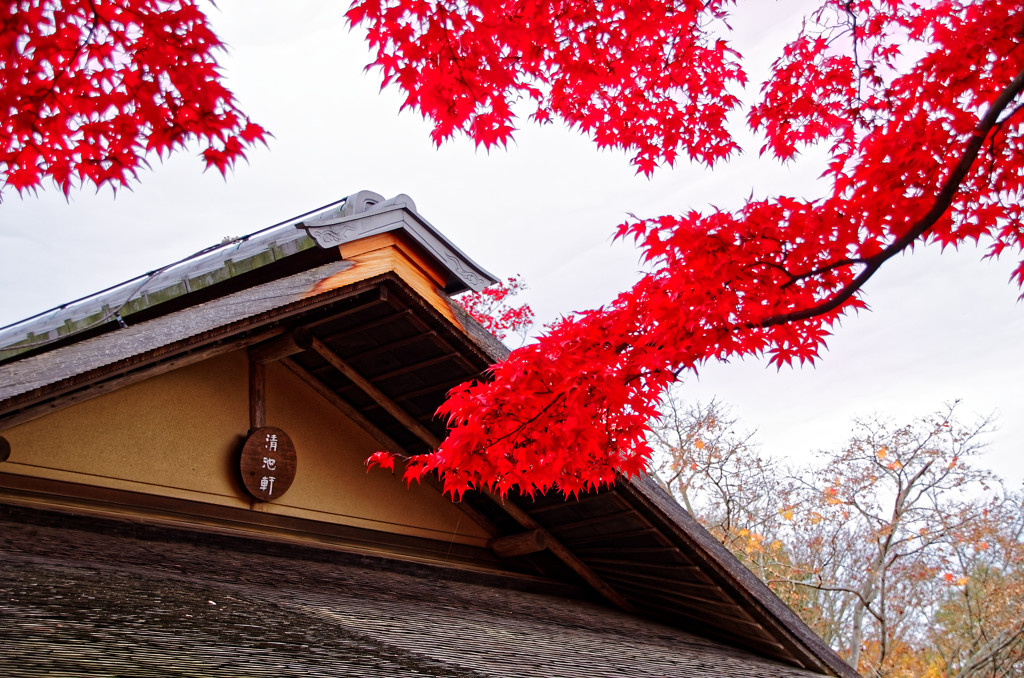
[248,356,266,431]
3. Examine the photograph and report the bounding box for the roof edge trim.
[621,474,860,678]
[297,191,499,294]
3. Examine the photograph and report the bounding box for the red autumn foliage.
[456,275,534,343]
[365,450,396,472]
[352,0,1024,497]
[0,0,266,197]
[7,1,1023,500]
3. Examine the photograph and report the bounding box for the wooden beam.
[571,545,685,557]
[280,358,407,453]
[392,376,472,403]
[0,471,502,570]
[306,336,630,612]
[488,529,548,558]
[248,357,266,430]
[556,526,659,546]
[298,289,390,332]
[280,357,499,538]
[545,510,638,535]
[489,492,634,613]
[525,489,624,515]
[346,332,439,362]
[309,337,442,448]
[310,306,412,339]
[368,354,456,382]
[597,570,755,614]
[583,557,703,577]
[0,329,282,432]
[248,333,305,364]
[592,566,730,601]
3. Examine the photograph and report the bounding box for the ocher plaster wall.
[2,350,487,546]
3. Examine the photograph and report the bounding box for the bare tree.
[930,489,1024,678]
[785,404,997,675]
[648,393,1021,677]
[647,390,796,585]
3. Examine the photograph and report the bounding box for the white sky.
[1,0,1021,484]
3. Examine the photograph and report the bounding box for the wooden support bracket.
[487,491,634,613]
[249,333,306,364]
[488,529,548,558]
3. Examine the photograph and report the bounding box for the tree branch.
[759,65,1024,328]
[771,578,886,625]
[952,618,1024,678]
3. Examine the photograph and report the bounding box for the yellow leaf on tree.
[694,439,705,450]
[877,446,888,459]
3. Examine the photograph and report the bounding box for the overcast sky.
[1,0,1021,484]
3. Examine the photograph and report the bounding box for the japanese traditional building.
[0,192,858,677]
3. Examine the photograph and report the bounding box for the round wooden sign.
[240,427,297,502]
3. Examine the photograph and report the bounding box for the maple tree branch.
[779,255,867,290]
[771,579,885,625]
[759,65,1024,329]
[750,259,798,283]
[435,4,478,101]
[466,391,567,459]
[984,98,1024,176]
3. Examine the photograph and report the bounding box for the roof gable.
[0,192,856,678]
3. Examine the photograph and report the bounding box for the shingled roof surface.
[0,509,828,678]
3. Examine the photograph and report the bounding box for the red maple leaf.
[0,0,267,198]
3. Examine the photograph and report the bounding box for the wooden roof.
[0,506,835,678]
[0,197,857,678]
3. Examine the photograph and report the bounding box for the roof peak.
[297,190,497,295]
